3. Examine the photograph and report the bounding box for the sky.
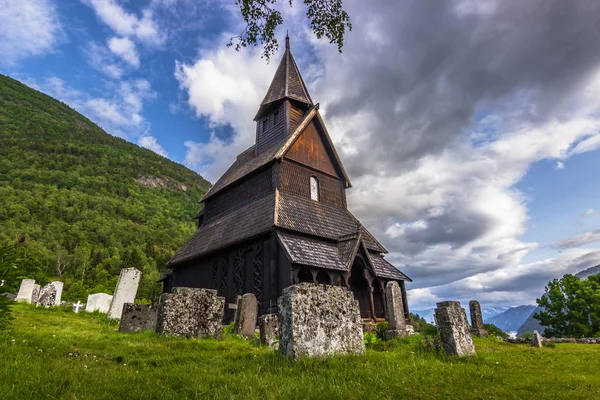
[2,0,600,313]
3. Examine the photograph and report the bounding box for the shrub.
[0,289,14,330]
[364,331,379,345]
[423,324,438,336]
[484,323,508,339]
[375,320,388,340]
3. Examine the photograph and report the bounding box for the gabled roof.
[201,108,351,201]
[368,252,412,281]
[255,35,312,120]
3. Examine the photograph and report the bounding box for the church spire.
[255,36,313,120]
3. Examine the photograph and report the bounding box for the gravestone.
[50,281,64,305]
[278,283,365,359]
[259,313,278,348]
[156,287,224,338]
[73,301,84,313]
[469,300,488,337]
[31,284,41,304]
[119,303,158,333]
[434,301,476,357]
[532,330,543,348]
[234,293,258,336]
[385,281,410,339]
[86,293,113,313]
[107,268,141,319]
[36,283,57,307]
[16,279,36,303]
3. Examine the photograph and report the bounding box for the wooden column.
[368,285,376,321]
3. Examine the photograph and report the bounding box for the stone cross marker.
[107,268,141,319]
[278,283,365,359]
[469,300,488,337]
[16,279,36,303]
[86,293,113,313]
[385,281,408,339]
[434,301,476,357]
[532,330,543,348]
[73,301,83,313]
[155,287,225,338]
[259,313,279,348]
[234,293,258,336]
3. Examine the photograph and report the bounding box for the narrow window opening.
[310,176,319,201]
[262,118,268,132]
[274,110,280,125]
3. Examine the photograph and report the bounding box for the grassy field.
[1,304,599,399]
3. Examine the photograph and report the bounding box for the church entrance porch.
[348,260,374,319]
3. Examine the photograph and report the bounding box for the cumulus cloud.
[175,0,600,308]
[138,136,168,156]
[28,77,155,139]
[86,0,164,45]
[0,0,62,66]
[107,37,140,68]
[583,209,596,216]
[174,43,277,180]
[552,230,600,250]
[555,161,565,170]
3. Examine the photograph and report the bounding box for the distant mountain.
[0,74,211,301]
[412,305,508,325]
[486,305,536,332]
[517,265,600,335]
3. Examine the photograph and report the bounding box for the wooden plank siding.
[284,120,337,177]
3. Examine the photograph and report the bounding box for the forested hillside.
[0,75,210,301]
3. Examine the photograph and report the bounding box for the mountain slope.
[0,74,210,301]
[486,305,536,332]
[517,265,600,335]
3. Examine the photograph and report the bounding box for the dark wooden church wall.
[288,101,306,133]
[285,120,337,176]
[280,160,345,207]
[203,167,273,221]
[257,103,285,154]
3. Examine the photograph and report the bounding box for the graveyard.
[1,303,599,399]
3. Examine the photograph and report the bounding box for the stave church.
[162,36,411,322]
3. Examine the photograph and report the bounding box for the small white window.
[310,176,319,201]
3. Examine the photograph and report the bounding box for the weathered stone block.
[50,281,64,306]
[469,300,488,337]
[107,268,141,319]
[278,283,365,359]
[259,313,278,348]
[156,287,224,338]
[119,303,158,333]
[31,284,41,304]
[36,284,57,307]
[85,293,113,313]
[385,281,406,330]
[532,330,543,348]
[434,301,476,357]
[16,279,36,303]
[234,293,258,336]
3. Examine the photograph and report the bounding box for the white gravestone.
[73,301,83,313]
[108,268,141,319]
[32,284,41,304]
[85,293,113,313]
[16,279,36,303]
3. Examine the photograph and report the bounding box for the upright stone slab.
[16,279,36,303]
[532,330,543,348]
[278,283,365,359]
[36,283,57,307]
[385,281,409,339]
[119,303,158,333]
[469,300,488,337]
[234,293,258,336]
[31,284,41,304]
[50,281,64,306]
[259,313,278,348]
[156,287,225,338]
[107,268,141,319]
[434,301,476,357]
[85,293,113,313]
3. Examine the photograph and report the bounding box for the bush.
[484,323,508,339]
[0,289,14,330]
[364,331,379,345]
[375,320,388,340]
[423,324,438,336]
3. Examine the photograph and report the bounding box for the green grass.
[1,304,599,399]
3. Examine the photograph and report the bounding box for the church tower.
[164,37,411,322]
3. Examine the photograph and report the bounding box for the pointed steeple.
[255,35,313,120]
